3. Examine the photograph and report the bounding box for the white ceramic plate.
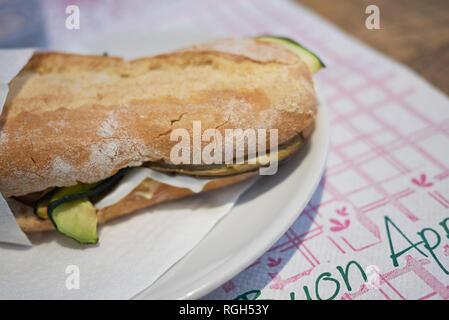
[75,32,330,299]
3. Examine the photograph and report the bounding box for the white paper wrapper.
[0,48,35,247]
[0,196,31,246]
[0,49,35,113]
[0,177,257,299]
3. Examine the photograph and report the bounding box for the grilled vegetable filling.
[33,168,130,244]
[144,132,305,178]
[257,35,325,73]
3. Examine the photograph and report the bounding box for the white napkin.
[0,48,35,246]
[0,177,256,299]
[0,196,31,246]
[0,49,35,112]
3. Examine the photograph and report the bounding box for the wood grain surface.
[296,0,449,94]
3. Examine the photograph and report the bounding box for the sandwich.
[0,36,324,244]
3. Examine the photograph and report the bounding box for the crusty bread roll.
[0,38,316,197]
[0,37,317,233]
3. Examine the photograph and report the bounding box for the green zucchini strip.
[34,187,61,220]
[46,167,131,220]
[31,168,131,244]
[257,35,325,73]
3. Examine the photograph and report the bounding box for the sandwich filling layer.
[144,131,305,177]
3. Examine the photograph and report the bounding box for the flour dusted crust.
[0,38,317,197]
[10,173,256,232]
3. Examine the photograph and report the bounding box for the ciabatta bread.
[0,38,317,197]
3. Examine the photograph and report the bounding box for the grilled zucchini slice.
[257,35,325,73]
[50,198,98,244]
[34,168,130,244]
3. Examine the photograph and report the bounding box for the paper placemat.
[201,0,449,300]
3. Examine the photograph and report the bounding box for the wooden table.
[296,0,449,95]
